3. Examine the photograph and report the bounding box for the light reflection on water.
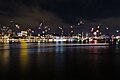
[0,43,120,79]
[1,50,10,72]
[20,42,29,72]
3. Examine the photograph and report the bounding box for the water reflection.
[0,43,120,79]
[55,45,64,72]
[37,43,44,68]
[3,43,10,50]
[1,44,10,72]
[115,54,120,68]
[115,45,120,53]
[88,46,109,53]
[2,50,10,67]
[88,53,100,71]
[55,42,64,53]
[20,42,29,72]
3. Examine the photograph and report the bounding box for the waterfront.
[0,43,120,80]
[1,0,120,79]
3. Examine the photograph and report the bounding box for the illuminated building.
[21,31,28,37]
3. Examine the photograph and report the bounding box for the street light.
[15,24,20,29]
[116,30,119,36]
[78,20,84,26]
[116,30,119,33]
[93,32,97,38]
[91,27,94,32]
[42,31,45,34]
[59,27,63,36]
[98,26,100,29]
[106,27,109,30]
[70,26,74,36]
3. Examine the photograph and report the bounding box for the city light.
[96,30,99,33]
[91,28,94,32]
[106,27,109,30]
[15,25,20,29]
[116,30,119,33]
[0,20,119,44]
[98,26,100,29]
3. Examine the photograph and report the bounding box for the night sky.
[0,0,120,34]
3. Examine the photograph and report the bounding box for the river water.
[0,43,120,80]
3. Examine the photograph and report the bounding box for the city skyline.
[1,1,120,80]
